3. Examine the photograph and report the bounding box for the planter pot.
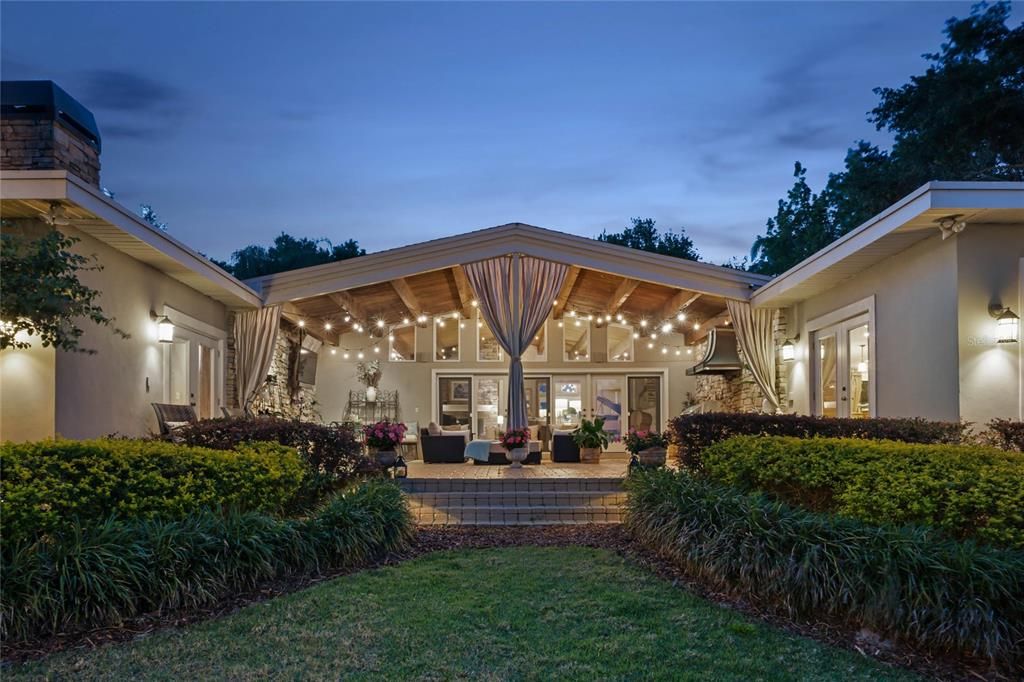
[580,446,602,464]
[637,446,666,467]
[365,386,377,403]
[374,449,397,468]
[507,447,528,469]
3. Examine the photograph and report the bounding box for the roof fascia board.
[2,171,261,308]
[256,224,768,304]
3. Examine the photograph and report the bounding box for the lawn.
[8,547,917,681]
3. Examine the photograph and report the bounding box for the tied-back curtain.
[234,305,282,411]
[725,300,781,413]
[464,255,568,430]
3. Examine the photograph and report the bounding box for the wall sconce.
[991,305,1019,343]
[154,313,174,343]
[780,335,798,361]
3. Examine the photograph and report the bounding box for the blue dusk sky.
[1,1,1005,264]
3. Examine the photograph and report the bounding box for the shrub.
[983,418,1024,452]
[669,412,967,470]
[702,436,1024,548]
[1,479,413,642]
[624,468,1024,665]
[1,439,305,546]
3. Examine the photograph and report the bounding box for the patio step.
[398,477,626,526]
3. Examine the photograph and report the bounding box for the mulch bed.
[2,525,1015,681]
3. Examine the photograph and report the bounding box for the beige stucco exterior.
[0,334,56,441]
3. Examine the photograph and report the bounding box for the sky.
[0,1,998,264]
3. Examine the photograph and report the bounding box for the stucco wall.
[51,224,230,438]
[784,233,960,420]
[315,314,698,430]
[956,224,1023,423]
[0,334,56,441]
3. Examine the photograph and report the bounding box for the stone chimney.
[1,80,102,187]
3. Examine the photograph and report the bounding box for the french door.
[813,313,872,418]
[165,333,222,419]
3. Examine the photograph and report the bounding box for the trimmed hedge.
[1,479,413,642]
[669,412,967,470]
[1,439,305,545]
[702,436,1024,548]
[174,417,375,507]
[985,418,1024,452]
[624,468,1024,665]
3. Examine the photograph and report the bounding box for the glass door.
[474,375,506,440]
[437,376,472,431]
[552,376,586,430]
[813,313,871,418]
[627,376,662,433]
[592,375,627,452]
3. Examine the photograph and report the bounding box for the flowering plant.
[499,427,532,451]
[622,428,669,455]
[363,418,407,450]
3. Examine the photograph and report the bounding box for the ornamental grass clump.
[624,468,1024,666]
[1,479,413,643]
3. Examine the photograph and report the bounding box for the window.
[563,320,590,361]
[607,324,633,362]
[434,314,461,361]
[477,314,503,362]
[389,323,416,362]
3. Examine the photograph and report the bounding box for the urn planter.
[637,446,666,467]
[507,447,528,468]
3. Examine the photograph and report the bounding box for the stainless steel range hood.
[685,327,743,375]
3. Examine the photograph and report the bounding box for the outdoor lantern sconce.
[780,336,797,362]
[991,305,1020,343]
[154,312,175,343]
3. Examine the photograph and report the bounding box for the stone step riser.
[406,493,626,508]
[412,507,622,525]
[399,480,624,494]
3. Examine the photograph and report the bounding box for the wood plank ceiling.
[288,264,730,346]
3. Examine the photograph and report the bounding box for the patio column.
[464,255,568,430]
[233,305,282,412]
[725,300,781,412]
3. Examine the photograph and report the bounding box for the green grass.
[8,547,917,681]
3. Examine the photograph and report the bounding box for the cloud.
[775,122,848,151]
[77,69,190,140]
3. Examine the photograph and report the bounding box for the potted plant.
[571,417,611,464]
[623,428,669,467]
[499,427,532,468]
[363,418,406,469]
[356,360,382,402]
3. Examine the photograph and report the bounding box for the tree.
[138,204,168,231]
[0,226,128,353]
[749,163,836,275]
[217,232,366,279]
[597,217,700,261]
[749,2,1023,275]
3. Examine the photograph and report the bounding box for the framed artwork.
[449,379,470,402]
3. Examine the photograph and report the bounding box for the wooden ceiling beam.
[552,266,582,319]
[657,290,702,324]
[450,266,475,319]
[605,277,639,318]
[281,302,338,345]
[390,278,422,319]
[327,290,368,324]
[687,309,731,345]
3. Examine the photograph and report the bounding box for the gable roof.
[249,222,770,305]
[751,181,1024,308]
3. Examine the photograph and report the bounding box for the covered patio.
[237,223,776,464]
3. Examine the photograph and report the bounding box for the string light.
[402,317,410,325]
[373,345,380,354]
[343,351,350,360]
[330,348,337,355]
[297,320,305,328]
[661,347,668,355]
[632,331,640,339]
[639,319,648,328]
[324,322,332,331]
[416,314,427,324]
[676,312,686,322]
[471,300,478,307]
[647,342,654,349]
[376,319,385,328]
[661,322,672,334]
[357,351,364,360]
[343,315,351,323]
[693,322,700,330]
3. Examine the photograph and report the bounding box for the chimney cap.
[1,80,101,151]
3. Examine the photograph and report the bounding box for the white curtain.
[725,300,780,413]
[464,255,568,430]
[234,305,282,411]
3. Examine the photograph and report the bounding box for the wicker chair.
[151,403,198,437]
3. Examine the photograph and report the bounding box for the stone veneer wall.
[247,323,319,420]
[692,310,790,413]
[1,117,101,186]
